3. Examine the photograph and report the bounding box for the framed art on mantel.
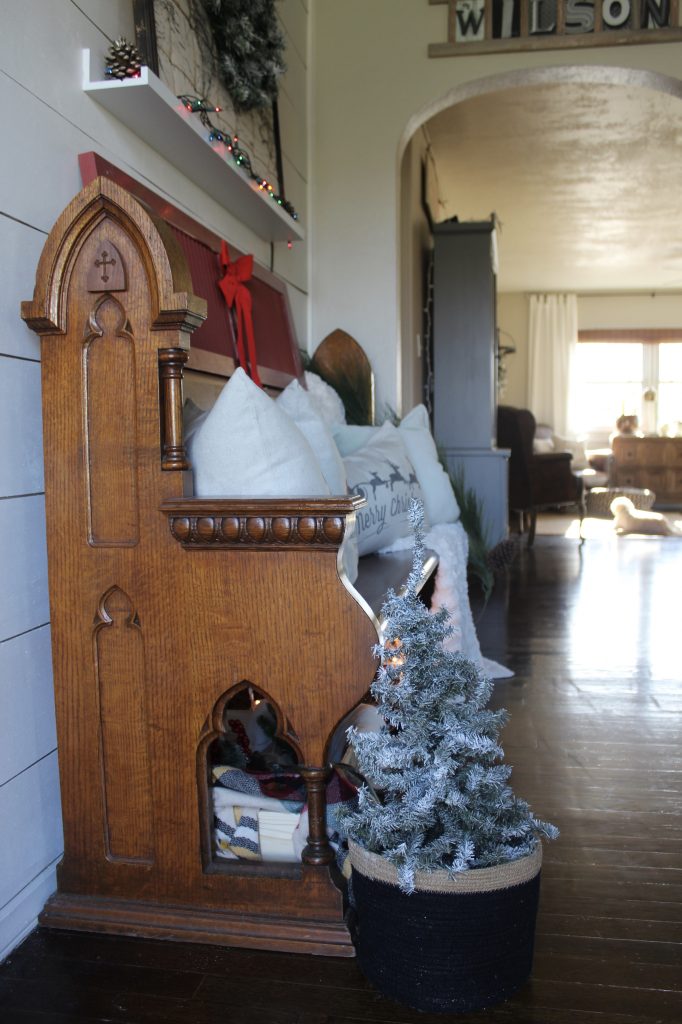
[132,0,282,195]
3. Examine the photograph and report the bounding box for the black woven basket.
[349,842,542,1014]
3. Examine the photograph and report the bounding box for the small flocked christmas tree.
[340,500,557,893]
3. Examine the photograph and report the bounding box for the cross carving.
[86,240,126,292]
[95,250,116,283]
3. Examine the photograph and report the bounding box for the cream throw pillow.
[333,423,376,458]
[553,435,588,471]
[398,405,460,525]
[303,371,347,428]
[277,379,347,494]
[189,368,329,497]
[277,379,359,582]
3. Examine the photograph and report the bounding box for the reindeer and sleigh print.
[342,423,425,556]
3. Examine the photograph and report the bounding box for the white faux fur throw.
[427,522,513,680]
[381,521,513,680]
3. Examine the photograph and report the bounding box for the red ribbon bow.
[218,241,261,387]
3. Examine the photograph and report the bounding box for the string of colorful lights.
[178,95,299,223]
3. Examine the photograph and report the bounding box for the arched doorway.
[398,65,682,420]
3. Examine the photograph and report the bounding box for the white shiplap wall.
[0,0,309,960]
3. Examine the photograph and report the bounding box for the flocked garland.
[198,0,286,113]
[179,95,298,222]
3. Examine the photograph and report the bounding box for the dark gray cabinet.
[432,220,508,544]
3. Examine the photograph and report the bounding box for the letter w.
[457,6,485,35]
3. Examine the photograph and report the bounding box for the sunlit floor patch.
[534,511,682,540]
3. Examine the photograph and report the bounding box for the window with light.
[573,337,682,445]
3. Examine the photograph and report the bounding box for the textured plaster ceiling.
[424,82,682,293]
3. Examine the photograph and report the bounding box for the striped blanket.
[212,765,356,862]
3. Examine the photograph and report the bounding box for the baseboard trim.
[39,892,356,957]
[0,861,59,962]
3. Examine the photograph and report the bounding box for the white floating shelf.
[82,50,304,243]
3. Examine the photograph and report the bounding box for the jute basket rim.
[348,839,542,894]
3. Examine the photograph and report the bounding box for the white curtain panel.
[527,293,578,438]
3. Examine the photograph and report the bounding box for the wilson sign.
[429,0,682,55]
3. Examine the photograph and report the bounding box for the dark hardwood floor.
[2,532,681,1023]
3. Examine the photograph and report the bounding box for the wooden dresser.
[612,436,682,505]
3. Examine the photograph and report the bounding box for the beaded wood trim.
[161,497,363,550]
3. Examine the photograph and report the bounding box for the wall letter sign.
[429,0,682,55]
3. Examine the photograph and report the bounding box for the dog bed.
[585,486,655,518]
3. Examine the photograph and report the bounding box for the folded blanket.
[212,766,305,861]
[212,765,357,862]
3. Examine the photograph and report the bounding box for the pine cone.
[486,537,519,575]
[105,38,143,80]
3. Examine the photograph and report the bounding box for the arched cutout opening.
[199,681,306,873]
[198,683,371,876]
[210,682,301,774]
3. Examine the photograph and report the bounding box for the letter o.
[602,0,631,26]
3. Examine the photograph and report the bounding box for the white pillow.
[188,367,329,497]
[183,397,209,444]
[343,422,425,556]
[277,379,347,494]
[398,405,459,526]
[304,371,346,428]
[533,437,555,455]
[277,379,359,583]
[553,435,588,470]
[333,423,378,457]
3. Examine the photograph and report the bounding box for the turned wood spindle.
[159,347,189,470]
[299,765,334,866]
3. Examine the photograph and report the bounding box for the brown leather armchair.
[497,405,583,545]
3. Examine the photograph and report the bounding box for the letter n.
[641,0,669,26]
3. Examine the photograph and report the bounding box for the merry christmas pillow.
[342,422,424,556]
[334,408,459,528]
